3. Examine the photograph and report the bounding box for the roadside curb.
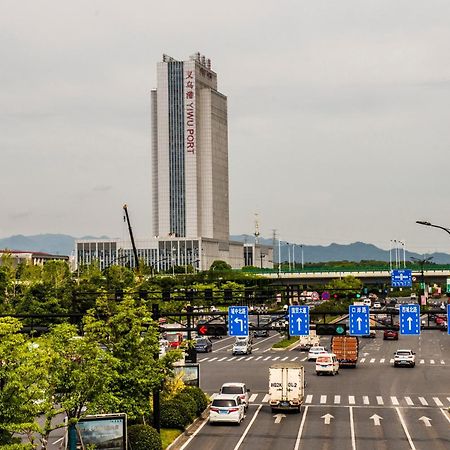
[271,338,300,351]
[166,408,209,450]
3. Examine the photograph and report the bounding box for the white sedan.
[308,346,328,361]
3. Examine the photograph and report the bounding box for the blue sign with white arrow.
[391,269,412,287]
[349,305,370,336]
[228,306,249,336]
[399,304,420,335]
[288,305,310,336]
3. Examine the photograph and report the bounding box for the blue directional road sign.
[447,305,450,336]
[288,305,310,336]
[391,269,412,287]
[349,305,370,336]
[399,304,420,335]
[228,306,249,336]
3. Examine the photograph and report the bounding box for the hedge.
[128,424,162,450]
[182,386,209,415]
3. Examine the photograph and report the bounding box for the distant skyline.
[1,1,450,254]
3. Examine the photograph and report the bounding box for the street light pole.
[416,220,450,236]
[301,244,304,270]
[411,256,433,305]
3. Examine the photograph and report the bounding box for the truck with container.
[298,330,320,351]
[331,336,359,368]
[268,363,305,412]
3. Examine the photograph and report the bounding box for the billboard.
[76,414,127,450]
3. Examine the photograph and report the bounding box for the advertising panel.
[76,414,126,450]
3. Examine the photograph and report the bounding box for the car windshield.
[312,347,325,352]
[212,399,237,407]
[196,339,207,344]
[166,334,180,342]
[396,351,411,355]
[316,356,332,363]
[221,386,243,394]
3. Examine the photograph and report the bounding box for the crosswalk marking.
[349,396,355,405]
[377,396,384,405]
[255,356,263,361]
[363,396,369,405]
[360,358,366,363]
[370,358,375,363]
[217,357,227,361]
[320,395,327,404]
[389,358,394,364]
[334,395,341,404]
[281,356,288,361]
[433,397,443,406]
[263,356,271,361]
[236,356,245,361]
[420,359,425,364]
[405,397,414,406]
[253,348,259,351]
[291,357,298,361]
[301,356,308,361]
[380,358,385,363]
[228,356,237,361]
[430,359,435,365]
[305,395,313,404]
[391,396,399,406]
[262,394,270,403]
[199,357,209,362]
[208,357,217,362]
[249,393,258,402]
[272,356,280,361]
[441,360,445,365]
[419,397,428,406]
[245,356,253,361]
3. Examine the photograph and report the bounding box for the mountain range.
[1,233,450,264]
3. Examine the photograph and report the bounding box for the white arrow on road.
[419,416,432,427]
[273,414,286,424]
[321,413,334,425]
[406,317,413,330]
[370,414,383,426]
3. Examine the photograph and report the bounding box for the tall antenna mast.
[254,213,260,244]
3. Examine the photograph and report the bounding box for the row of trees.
[0,295,181,449]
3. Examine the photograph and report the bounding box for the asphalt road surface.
[179,330,450,450]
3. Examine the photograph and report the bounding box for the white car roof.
[221,382,246,388]
[310,346,326,351]
[213,394,240,401]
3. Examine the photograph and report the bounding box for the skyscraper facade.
[151,53,229,242]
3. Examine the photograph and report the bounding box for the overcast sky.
[1,0,450,254]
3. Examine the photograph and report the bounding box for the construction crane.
[122,204,140,272]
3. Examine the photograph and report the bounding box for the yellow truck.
[331,336,359,368]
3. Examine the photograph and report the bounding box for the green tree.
[325,275,363,299]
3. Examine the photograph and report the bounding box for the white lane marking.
[430,359,435,365]
[249,393,258,403]
[390,359,394,364]
[272,356,280,361]
[291,357,298,361]
[418,397,428,406]
[320,395,327,404]
[217,357,228,362]
[396,407,417,450]
[363,396,370,405]
[294,405,309,450]
[391,396,399,406]
[281,356,289,361]
[376,396,384,405]
[305,395,313,404]
[301,356,308,361]
[334,395,341,404]
[245,356,253,361]
[262,394,270,403]
[405,397,414,406]
[380,358,385,364]
[348,396,355,405]
[360,358,366,363]
[433,397,443,407]
[253,348,259,351]
[447,397,450,403]
[349,406,356,450]
[178,416,209,450]
[420,359,425,364]
[236,356,245,361]
[233,404,263,450]
[441,408,450,424]
[228,356,237,361]
[264,356,271,361]
[254,356,263,361]
[208,357,217,362]
[199,357,209,362]
[370,358,376,363]
[441,360,445,365]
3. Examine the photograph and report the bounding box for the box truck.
[268,363,305,412]
[331,336,359,367]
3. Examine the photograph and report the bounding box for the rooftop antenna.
[254,213,260,244]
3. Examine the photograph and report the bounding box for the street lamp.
[416,220,450,236]
[411,256,433,305]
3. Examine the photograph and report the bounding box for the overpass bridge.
[243,265,450,286]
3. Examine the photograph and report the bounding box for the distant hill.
[231,235,450,264]
[1,233,450,264]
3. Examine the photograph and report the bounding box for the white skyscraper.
[151,53,229,242]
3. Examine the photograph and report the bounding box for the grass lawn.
[161,428,183,449]
[272,336,299,349]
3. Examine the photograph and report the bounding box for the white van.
[315,353,339,376]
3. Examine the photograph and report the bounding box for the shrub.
[172,392,197,421]
[128,424,162,450]
[182,386,209,415]
[160,402,191,430]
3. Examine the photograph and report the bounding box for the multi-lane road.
[178,330,450,450]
